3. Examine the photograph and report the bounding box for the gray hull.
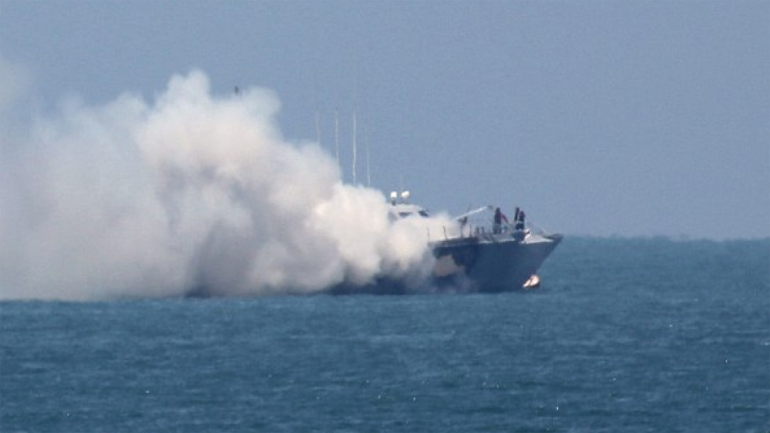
[431,233,562,292]
[329,233,562,294]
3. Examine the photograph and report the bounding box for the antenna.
[365,125,371,187]
[313,73,321,146]
[352,73,358,186]
[352,108,357,185]
[334,107,341,178]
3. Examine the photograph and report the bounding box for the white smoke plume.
[0,68,458,300]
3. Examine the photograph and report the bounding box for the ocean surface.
[1,237,768,432]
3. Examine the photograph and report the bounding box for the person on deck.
[493,207,505,234]
[515,209,526,231]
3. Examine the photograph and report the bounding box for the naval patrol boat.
[387,191,562,293]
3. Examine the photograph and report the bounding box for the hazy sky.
[1,0,768,239]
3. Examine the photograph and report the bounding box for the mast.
[352,72,358,186]
[352,108,358,185]
[313,72,321,146]
[365,126,371,187]
[334,108,341,178]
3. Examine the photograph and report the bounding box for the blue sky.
[1,0,768,239]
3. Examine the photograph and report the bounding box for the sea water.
[1,238,768,432]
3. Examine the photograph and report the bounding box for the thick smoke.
[0,68,458,300]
